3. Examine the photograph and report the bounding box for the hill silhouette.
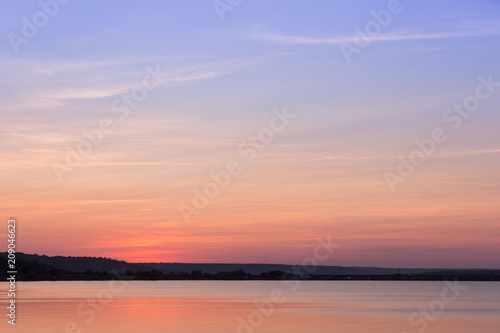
[1,252,499,281]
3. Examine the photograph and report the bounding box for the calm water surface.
[1,281,499,332]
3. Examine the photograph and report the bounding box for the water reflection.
[0,281,498,332]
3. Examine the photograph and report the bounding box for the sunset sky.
[1,0,499,268]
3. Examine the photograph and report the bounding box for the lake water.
[1,281,499,332]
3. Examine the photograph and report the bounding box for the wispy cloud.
[250,22,500,46]
[0,56,269,112]
[319,149,500,162]
[436,149,500,157]
[40,87,132,101]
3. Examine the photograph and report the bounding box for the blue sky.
[2,0,499,120]
[1,1,500,267]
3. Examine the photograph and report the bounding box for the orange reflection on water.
[1,281,499,333]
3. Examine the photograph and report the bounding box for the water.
[1,281,499,332]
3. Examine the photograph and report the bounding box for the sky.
[1,0,499,268]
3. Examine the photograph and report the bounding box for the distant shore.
[2,252,499,282]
